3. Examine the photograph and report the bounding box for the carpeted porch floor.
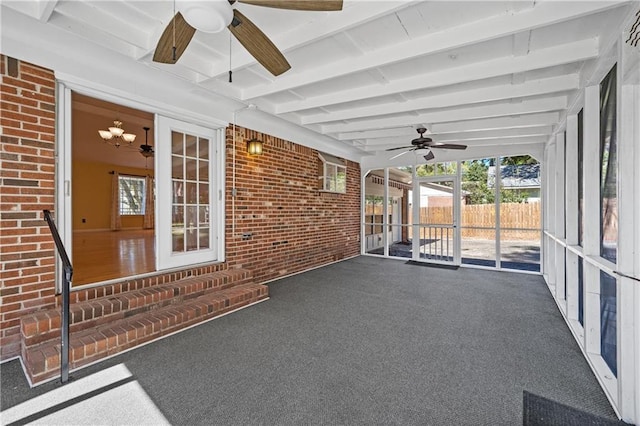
[1,256,617,425]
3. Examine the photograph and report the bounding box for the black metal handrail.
[43,210,72,383]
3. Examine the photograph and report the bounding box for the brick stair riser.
[26,284,267,384]
[21,271,252,342]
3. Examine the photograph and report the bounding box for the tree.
[461,160,494,205]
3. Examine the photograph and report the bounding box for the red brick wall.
[0,56,362,361]
[225,126,361,282]
[1,56,57,359]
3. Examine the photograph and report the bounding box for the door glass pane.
[199,206,209,226]
[172,155,183,179]
[172,205,184,253]
[199,228,210,249]
[185,134,198,158]
[199,160,209,182]
[199,138,209,160]
[171,131,211,253]
[172,181,184,204]
[186,158,197,180]
[186,228,198,251]
[199,183,209,204]
[171,131,183,155]
[186,182,197,204]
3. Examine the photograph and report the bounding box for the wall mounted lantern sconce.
[247,138,263,155]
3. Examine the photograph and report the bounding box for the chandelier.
[98,120,136,147]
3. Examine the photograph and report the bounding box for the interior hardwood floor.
[72,229,156,286]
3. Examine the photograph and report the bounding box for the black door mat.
[405,260,459,270]
[523,391,630,426]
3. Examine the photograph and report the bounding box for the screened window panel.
[578,257,584,326]
[577,109,584,247]
[599,65,617,263]
[600,270,617,376]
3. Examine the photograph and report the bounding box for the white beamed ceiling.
[1,0,635,168]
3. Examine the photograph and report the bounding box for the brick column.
[0,56,56,360]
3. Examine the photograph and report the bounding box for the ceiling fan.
[140,127,154,158]
[153,0,343,76]
[386,128,467,162]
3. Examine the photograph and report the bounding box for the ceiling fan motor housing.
[177,0,233,33]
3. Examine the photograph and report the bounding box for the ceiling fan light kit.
[177,0,232,33]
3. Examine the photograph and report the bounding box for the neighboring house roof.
[488,164,541,189]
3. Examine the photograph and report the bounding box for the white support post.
[495,156,501,269]
[565,114,579,322]
[546,142,557,288]
[555,133,566,304]
[583,84,602,358]
[617,81,639,423]
[383,168,389,257]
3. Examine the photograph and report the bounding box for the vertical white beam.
[495,157,501,269]
[565,115,579,245]
[383,168,389,257]
[412,169,420,260]
[583,85,601,257]
[565,114,579,321]
[455,162,462,265]
[583,84,601,357]
[617,82,639,423]
[547,142,557,287]
[361,171,367,255]
[541,147,548,276]
[555,133,566,304]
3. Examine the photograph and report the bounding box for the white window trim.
[318,152,347,193]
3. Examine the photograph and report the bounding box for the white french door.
[156,116,225,270]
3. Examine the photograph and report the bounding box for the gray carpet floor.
[1,256,618,425]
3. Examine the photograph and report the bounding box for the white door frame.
[412,175,461,265]
[55,77,228,286]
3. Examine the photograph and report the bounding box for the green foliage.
[461,159,532,205]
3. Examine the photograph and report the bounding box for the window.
[119,175,146,215]
[318,152,346,193]
[599,65,617,263]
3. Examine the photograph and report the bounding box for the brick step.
[20,269,252,348]
[24,282,268,385]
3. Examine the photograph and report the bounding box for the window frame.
[318,152,347,194]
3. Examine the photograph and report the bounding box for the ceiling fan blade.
[390,150,411,160]
[430,143,467,150]
[236,0,343,11]
[424,151,435,161]
[228,10,291,76]
[386,146,413,151]
[153,12,196,64]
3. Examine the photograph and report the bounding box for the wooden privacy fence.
[364,203,541,241]
[419,203,541,241]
